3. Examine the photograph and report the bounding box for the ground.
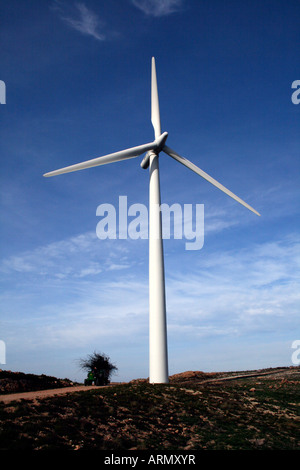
[0,367,299,450]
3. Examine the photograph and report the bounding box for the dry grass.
[0,367,299,450]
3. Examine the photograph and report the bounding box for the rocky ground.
[0,366,299,450]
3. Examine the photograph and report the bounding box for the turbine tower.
[44,57,260,384]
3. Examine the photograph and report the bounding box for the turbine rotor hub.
[141,132,168,169]
[155,131,168,152]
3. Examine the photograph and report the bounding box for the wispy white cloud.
[0,205,241,280]
[1,232,299,379]
[0,231,132,279]
[2,233,299,343]
[52,1,106,40]
[131,0,184,17]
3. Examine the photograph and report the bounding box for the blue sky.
[0,0,299,382]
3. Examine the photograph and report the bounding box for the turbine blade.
[163,145,261,216]
[151,57,161,139]
[43,141,157,177]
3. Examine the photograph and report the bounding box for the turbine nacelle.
[141,131,168,169]
[155,131,168,152]
[140,152,151,169]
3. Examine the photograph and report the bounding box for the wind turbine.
[44,57,260,384]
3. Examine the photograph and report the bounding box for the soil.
[0,366,299,450]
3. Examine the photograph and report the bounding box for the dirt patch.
[0,385,100,404]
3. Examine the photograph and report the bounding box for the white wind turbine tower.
[44,57,260,384]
